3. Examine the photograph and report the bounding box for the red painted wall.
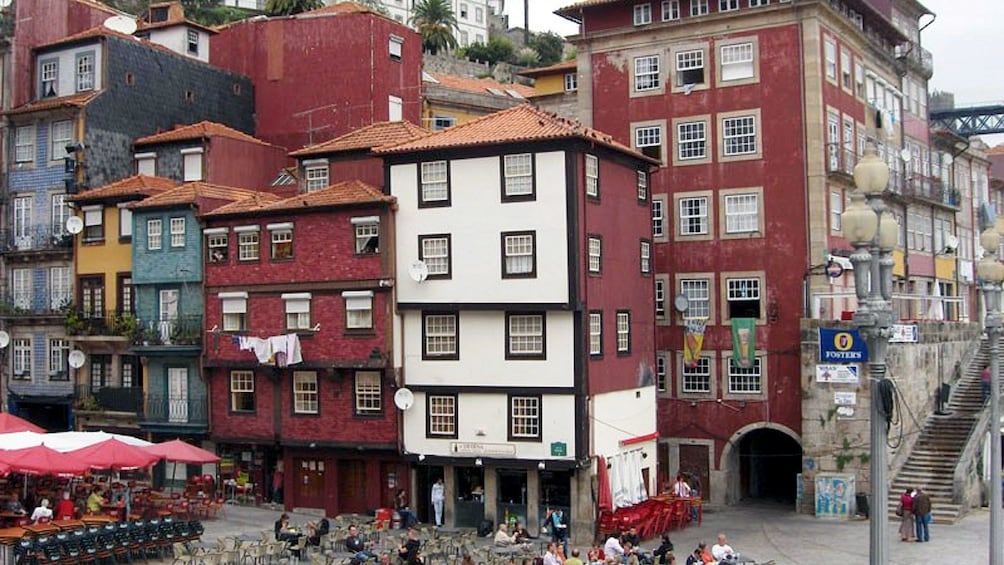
[207,137,288,189]
[210,13,422,153]
[327,154,386,189]
[281,451,407,516]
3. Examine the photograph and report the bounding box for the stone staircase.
[885,338,990,523]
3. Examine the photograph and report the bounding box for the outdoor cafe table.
[82,515,117,526]
[0,527,25,542]
[55,519,85,531]
[22,523,59,536]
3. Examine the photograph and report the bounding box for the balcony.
[0,291,70,320]
[902,175,960,209]
[826,143,857,177]
[141,395,208,431]
[0,227,72,256]
[66,310,138,340]
[74,384,143,414]
[132,316,202,347]
[895,42,934,79]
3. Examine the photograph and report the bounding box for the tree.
[529,32,565,67]
[462,36,514,66]
[265,0,322,16]
[354,0,390,15]
[411,0,458,55]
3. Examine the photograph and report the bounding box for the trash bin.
[375,508,393,530]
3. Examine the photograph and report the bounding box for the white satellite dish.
[65,216,84,235]
[0,331,9,349]
[104,15,138,35]
[900,148,912,163]
[408,260,429,283]
[394,388,415,411]
[68,350,86,369]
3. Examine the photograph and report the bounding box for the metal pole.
[987,279,1002,565]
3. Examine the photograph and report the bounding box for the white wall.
[591,386,658,458]
[147,27,211,62]
[39,42,104,98]
[402,310,574,388]
[402,391,577,461]
[392,151,570,305]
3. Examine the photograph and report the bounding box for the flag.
[683,319,707,367]
[731,318,756,367]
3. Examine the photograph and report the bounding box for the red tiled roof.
[128,182,279,210]
[206,180,394,216]
[989,145,1004,156]
[37,25,135,50]
[519,60,577,78]
[426,72,535,99]
[4,91,101,116]
[134,121,274,147]
[68,175,178,203]
[289,121,429,157]
[555,0,622,19]
[137,1,216,34]
[374,104,658,164]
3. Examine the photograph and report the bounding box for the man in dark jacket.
[346,524,376,561]
[912,489,932,542]
[652,535,674,565]
[398,528,422,564]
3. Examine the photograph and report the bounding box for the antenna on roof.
[104,15,138,35]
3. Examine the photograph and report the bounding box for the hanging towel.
[248,337,272,364]
[285,333,303,365]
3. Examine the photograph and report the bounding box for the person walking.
[897,488,914,542]
[912,488,932,542]
[431,477,445,527]
[983,365,993,404]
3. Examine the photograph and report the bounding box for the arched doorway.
[736,427,802,503]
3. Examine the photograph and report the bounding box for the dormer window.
[304,161,329,192]
[40,59,58,98]
[187,30,199,55]
[76,53,94,92]
[150,6,169,22]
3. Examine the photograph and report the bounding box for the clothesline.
[206,324,321,334]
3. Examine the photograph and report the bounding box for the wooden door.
[679,444,710,500]
[296,459,326,509]
[337,460,368,513]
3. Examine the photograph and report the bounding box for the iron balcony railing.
[75,383,143,414]
[826,142,857,176]
[895,42,934,77]
[0,291,71,317]
[902,175,961,208]
[133,315,202,346]
[66,310,141,337]
[0,226,72,254]
[144,394,208,425]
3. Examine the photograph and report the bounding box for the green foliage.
[101,0,252,27]
[529,32,564,67]
[412,0,458,55]
[353,0,389,15]
[463,36,515,65]
[265,0,323,16]
[513,46,539,67]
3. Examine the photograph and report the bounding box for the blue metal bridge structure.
[930,103,1004,136]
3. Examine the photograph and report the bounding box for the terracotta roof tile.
[128,182,280,210]
[134,121,274,147]
[4,91,101,116]
[37,25,135,50]
[519,60,577,78]
[374,104,658,164]
[67,175,178,203]
[206,180,393,216]
[289,121,428,157]
[555,0,623,18]
[426,72,535,99]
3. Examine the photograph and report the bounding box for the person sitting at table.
[494,523,517,546]
[622,542,639,565]
[6,493,24,515]
[30,499,52,524]
[709,534,736,564]
[397,527,422,565]
[86,487,106,514]
[346,524,376,562]
[307,516,330,547]
[603,533,625,563]
[652,535,674,565]
[587,541,605,564]
[622,527,641,550]
[274,513,299,542]
[54,492,75,521]
[395,489,417,529]
[671,475,692,498]
[512,521,532,544]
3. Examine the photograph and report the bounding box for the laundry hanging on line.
[237,333,303,367]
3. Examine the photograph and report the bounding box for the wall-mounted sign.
[819,328,868,362]
[834,392,857,406]
[889,324,919,343]
[550,442,567,457]
[836,406,855,419]
[450,442,516,457]
[816,364,860,384]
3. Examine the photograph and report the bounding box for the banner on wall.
[731,318,756,367]
[683,319,707,367]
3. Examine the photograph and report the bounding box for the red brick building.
[201,180,402,515]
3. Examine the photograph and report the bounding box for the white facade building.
[327,0,490,47]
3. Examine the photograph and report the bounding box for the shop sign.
[450,442,516,457]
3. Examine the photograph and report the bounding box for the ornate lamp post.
[841,142,898,565]
[978,226,1004,565]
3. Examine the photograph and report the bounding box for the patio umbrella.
[143,440,220,464]
[67,438,162,470]
[0,445,91,477]
[596,455,613,512]
[43,431,152,452]
[0,413,45,433]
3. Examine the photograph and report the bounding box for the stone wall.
[422,53,531,85]
[799,319,981,514]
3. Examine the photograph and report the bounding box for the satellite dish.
[408,260,429,283]
[900,148,912,163]
[65,216,84,235]
[945,234,959,251]
[103,15,138,35]
[943,153,954,165]
[394,388,415,411]
[673,293,690,313]
[0,331,9,349]
[68,350,86,369]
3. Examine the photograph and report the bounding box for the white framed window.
[187,29,199,55]
[749,0,769,6]
[420,161,449,204]
[353,217,380,254]
[662,0,680,20]
[720,42,754,82]
[634,56,660,91]
[428,394,457,437]
[424,313,458,358]
[503,154,533,198]
[652,197,666,239]
[169,217,185,248]
[119,207,132,239]
[724,193,759,234]
[840,48,852,90]
[507,313,545,358]
[637,171,648,200]
[585,154,599,197]
[389,35,404,59]
[50,120,73,162]
[719,0,738,11]
[11,196,31,251]
[432,115,455,130]
[588,236,602,273]
[677,121,707,160]
[182,148,203,181]
[589,311,603,355]
[355,371,382,414]
[283,293,312,330]
[476,6,484,22]
[679,197,708,235]
[13,338,31,379]
[691,0,709,15]
[722,115,757,156]
[221,292,248,331]
[48,339,69,380]
[419,235,451,277]
[728,357,762,393]
[655,277,667,319]
[270,226,293,260]
[207,231,228,263]
[15,126,35,163]
[305,165,329,192]
[230,370,255,412]
[502,231,536,278]
[682,356,712,393]
[237,228,260,261]
[640,241,651,274]
[726,277,761,319]
[564,73,577,92]
[389,95,403,121]
[656,352,668,392]
[635,126,662,162]
[509,396,541,439]
[11,268,31,310]
[40,59,58,97]
[293,371,319,414]
[76,53,94,92]
[83,205,103,241]
[616,311,631,353]
[48,266,71,311]
[135,153,156,176]
[147,219,162,250]
[681,279,711,319]
[344,291,373,330]
[633,3,652,25]
[824,37,837,81]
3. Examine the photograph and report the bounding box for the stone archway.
[720,422,802,505]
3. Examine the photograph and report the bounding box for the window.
[118,274,133,314]
[121,356,140,388]
[49,266,70,310]
[588,236,602,273]
[676,49,705,87]
[389,95,403,121]
[662,0,680,20]
[305,165,329,192]
[13,338,31,379]
[389,35,403,60]
[585,154,599,198]
[459,30,469,46]
[656,352,668,392]
[691,0,709,15]
[749,0,769,5]
[652,197,666,239]
[169,217,185,248]
[855,61,865,97]
[293,371,319,414]
[616,311,631,353]
[353,217,380,254]
[147,219,162,250]
[419,234,451,278]
[719,0,738,11]
[230,371,255,412]
[589,311,603,356]
[432,115,455,130]
[40,59,58,98]
[423,313,458,359]
[11,268,30,310]
[637,171,648,200]
[135,153,156,175]
[640,240,652,274]
[633,3,652,25]
[635,125,663,162]
[682,356,712,393]
[119,207,132,239]
[564,73,577,92]
[270,225,293,260]
[427,394,457,437]
[50,120,73,162]
[728,357,762,393]
[720,42,755,82]
[420,161,450,205]
[83,206,104,241]
[207,231,228,263]
[677,120,707,161]
[726,277,761,319]
[89,354,110,390]
[355,371,382,414]
[76,53,94,92]
[12,196,31,251]
[830,191,842,232]
[476,6,483,22]
[502,231,536,278]
[722,115,757,156]
[48,339,69,380]
[723,192,760,234]
[237,228,260,261]
[506,313,545,359]
[824,37,837,81]
[681,279,710,319]
[503,154,534,199]
[679,196,708,235]
[221,292,248,331]
[182,148,203,181]
[459,3,468,18]
[344,291,373,330]
[655,276,668,319]
[840,48,852,90]
[187,29,199,55]
[634,56,660,91]
[283,293,312,330]
[15,126,34,163]
[509,396,541,440]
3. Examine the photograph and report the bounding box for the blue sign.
[818,328,869,363]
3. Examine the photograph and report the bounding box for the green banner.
[731,317,756,367]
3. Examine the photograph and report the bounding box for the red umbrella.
[142,440,220,464]
[0,445,90,477]
[0,413,45,433]
[67,438,162,470]
[597,455,613,512]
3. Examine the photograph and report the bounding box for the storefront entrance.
[454,467,484,528]
[496,469,527,529]
[295,459,326,510]
[414,465,443,524]
[338,460,369,513]
[538,470,572,529]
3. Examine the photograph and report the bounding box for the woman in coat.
[899,488,915,541]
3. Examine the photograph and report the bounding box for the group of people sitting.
[344,523,424,565]
[595,530,738,565]
[274,513,331,558]
[7,491,79,524]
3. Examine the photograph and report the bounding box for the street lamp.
[977,226,1004,565]
[841,142,898,565]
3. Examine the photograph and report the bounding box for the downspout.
[796,4,812,319]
